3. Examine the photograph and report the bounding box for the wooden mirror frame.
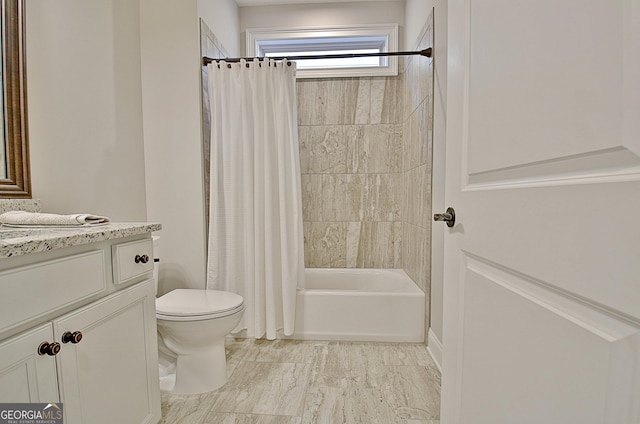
[0,0,30,198]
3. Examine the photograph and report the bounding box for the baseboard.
[427,328,442,372]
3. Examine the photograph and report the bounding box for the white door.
[441,1,640,423]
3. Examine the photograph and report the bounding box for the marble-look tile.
[402,223,431,295]
[303,222,347,268]
[161,340,441,423]
[404,100,431,172]
[298,126,346,174]
[354,78,372,125]
[158,391,217,424]
[373,75,404,125]
[302,173,401,223]
[296,10,433,272]
[241,339,328,364]
[301,386,404,424]
[403,164,432,229]
[352,77,404,125]
[203,413,301,424]
[301,174,366,222]
[296,79,359,125]
[323,342,438,368]
[381,365,441,420]
[404,55,423,119]
[365,173,403,221]
[405,12,433,120]
[297,77,402,126]
[211,361,312,416]
[303,342,440,423]
[346,124,402,174]
[355,221,402,268]
[357,342,437,368]
[310,342,401,389]
[225,338,253,376]
[345,221,362,268]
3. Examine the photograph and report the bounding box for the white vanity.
[0,221,162,424]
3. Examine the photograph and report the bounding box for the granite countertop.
[0,222,162,258]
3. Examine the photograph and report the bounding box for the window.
[246,24,398,78]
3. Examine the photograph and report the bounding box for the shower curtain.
[206,59,305,340]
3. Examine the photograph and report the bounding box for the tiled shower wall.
[297,77,404,268]
[200,20,229,230]
[297,11,433,286]
[402,13,434,297]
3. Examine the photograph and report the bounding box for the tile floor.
[159,338,441,424]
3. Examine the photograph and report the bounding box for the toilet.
[153,237,244,394]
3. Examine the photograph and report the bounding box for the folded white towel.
[0,211,111,227]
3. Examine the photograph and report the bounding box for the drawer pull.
[62,331,83,344]
[134,254,150,264]
[38,341,61,356]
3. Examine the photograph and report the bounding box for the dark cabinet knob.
[38,341,61,356]
[134,254,149,264]
[62,331,83,344]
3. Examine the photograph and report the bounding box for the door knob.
[434,207,456,227]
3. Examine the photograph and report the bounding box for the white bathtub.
[291,268,425,342]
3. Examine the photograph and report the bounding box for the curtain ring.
[287,61,291,66]
[245,63,250,68]
[227,63,232,69]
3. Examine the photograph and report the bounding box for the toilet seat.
[156,289,244,322]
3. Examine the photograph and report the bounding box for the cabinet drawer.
[0,251,106,334]
[112,239,153,285]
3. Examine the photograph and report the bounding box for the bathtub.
[291,268,425,342]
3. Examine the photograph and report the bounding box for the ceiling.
[235,0,401,6]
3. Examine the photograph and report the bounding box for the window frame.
[246,24,399,79]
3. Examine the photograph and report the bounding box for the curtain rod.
[202,47,432,66]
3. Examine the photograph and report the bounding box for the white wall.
[140,0,205,293]
[140,0,240,293]
[26,0,147,221]
[198,0,240,55]
[239,1,405,53]
[406,0,447,352]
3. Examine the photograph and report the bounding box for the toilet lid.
[156,289,244,319]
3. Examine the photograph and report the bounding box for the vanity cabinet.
[0,229,161,424]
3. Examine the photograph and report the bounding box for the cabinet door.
[54,280,161,424]
[0,323,59,402]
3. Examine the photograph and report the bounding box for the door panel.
[459,255,639,424]
[54,280,160,424]
[0,324,59,402]
[466,0,634,175]
[442,0,640,422]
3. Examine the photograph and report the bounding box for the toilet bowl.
[155,289,244,394]
[153,237,244,394]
